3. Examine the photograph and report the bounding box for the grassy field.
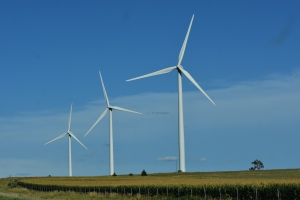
[1,169,300,199]
[17,168,300,186]
[0,177,134,200]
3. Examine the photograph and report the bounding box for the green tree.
[251,159,264,170]
[141,170,147,176]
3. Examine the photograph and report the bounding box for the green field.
[1,169,300,199]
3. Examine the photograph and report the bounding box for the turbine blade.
[109,106,142,114]
[178,14,194,66]
[180,68,215,105]
[126,66,177,82]
[84,108,108,137]
[68,103,72,133]
[99,71,110,107]
[70,133,88,150]
[44,132,68,145]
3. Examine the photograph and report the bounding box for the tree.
[141,170,147,176]
[251,159,264,170]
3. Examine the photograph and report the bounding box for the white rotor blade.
[69,133,88,150]
[99,71,110,107]
[126,66,177,82]
[109,106,142,114]
[178,14,194,66]
[84,108,108,137]
[45,132,68,145]
[68,103,72,133]
[180,67,215,105]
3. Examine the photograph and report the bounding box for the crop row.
[16,181,300,199]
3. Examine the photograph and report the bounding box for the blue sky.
[0,0,300,177]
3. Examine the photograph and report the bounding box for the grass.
[0,177,143,200]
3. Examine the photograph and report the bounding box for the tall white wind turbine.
[45,104,88,177]
[126,15,215,172]
[85,71,142,175]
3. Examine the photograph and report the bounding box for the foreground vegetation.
[1,169,300,199]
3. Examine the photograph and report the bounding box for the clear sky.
[0,0,300,177]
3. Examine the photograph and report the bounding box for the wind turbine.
[85,71,142,175]
[126,15,215,172]
[45,104,88,177]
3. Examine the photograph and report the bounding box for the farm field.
[1,169,300,199]
[17,168,300,186]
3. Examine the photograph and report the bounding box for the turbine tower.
[85,71,142,175]
[45,103,88,176]
[126,15,215,172]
